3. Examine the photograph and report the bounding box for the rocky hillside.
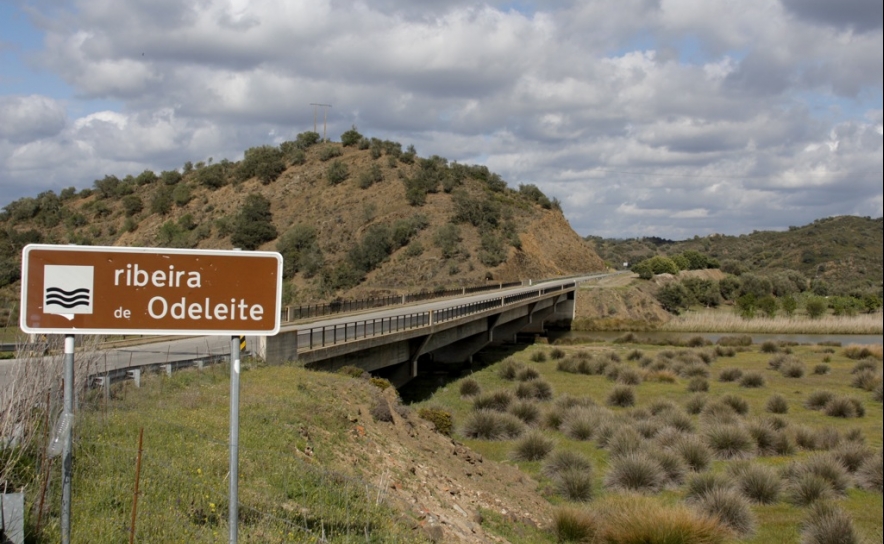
[0,130,604,312]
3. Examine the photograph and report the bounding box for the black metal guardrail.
[295,281,574,350]
[279,281,522,323]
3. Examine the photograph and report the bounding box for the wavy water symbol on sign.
[43,265,95,319]
[44,287,91,309]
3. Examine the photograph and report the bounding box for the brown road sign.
[21,245,282,335]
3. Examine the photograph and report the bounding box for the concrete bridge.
[1,275,607,390]
[258,276,594,385]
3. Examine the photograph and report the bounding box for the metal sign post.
[20,245,282,543]
[228,336,241,544]
[61,335,74,544]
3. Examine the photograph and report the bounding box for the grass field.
[662,308,883,335]
[415,336,883,543]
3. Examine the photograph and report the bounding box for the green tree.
[160,170,182,186]
[757,295,777,318]
[122,195,144,217]
[434,224,462,259]
[478,232,507,266]
[172,183,192,207]
[238,146,285,184]
[93,175,121,198]
[276,224,319,278]
[231,194,278,250]
[326,160,349,185]
[780,295,798,317]
[804,296,827,319]
[656,283,695,314]
[340,125,363,147]
[150,187,173,215]
[736,293,757,319]
[135,170,158,186]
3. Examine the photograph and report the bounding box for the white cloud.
[0,0,880,239]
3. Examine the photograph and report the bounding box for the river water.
[549,330,883,346]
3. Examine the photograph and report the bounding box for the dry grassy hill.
[0,131,604,316]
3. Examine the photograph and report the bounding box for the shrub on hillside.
[694,487,755,536]
[417,407,452,436]
[800,502,861,544]
[766,394,789,414]
[552,507,598,543]
[459,378,481,397]
[606,385,636,407]
[462,410,524,440]
[603,452,666,493]
[510,430,554,462]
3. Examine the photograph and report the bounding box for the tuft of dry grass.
[596,494,728,544]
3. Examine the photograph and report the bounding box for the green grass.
[415,340,884,543]
[36,365,426,543]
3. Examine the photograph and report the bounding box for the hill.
[587,215,883,297]
[0,130,605,322]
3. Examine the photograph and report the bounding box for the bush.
[599,496,727,544]
[459,378,481,397]
[760,340,779,353]
[337,365,367,379]
[515,379,554,401]
[318,145,342,161]
[704,424,755,459]
[231,193,278,250]
[510,430,554,462]
[718,368,743,382]
[739,372,765,388]
[788,473,835,506]
[801,502,861,544]
[788,455,851,496]
[780,360,806,378]
[823,396,864,418]
[851,369,881,391]
[529,350,547,363]
[832,443,874,473]
[603,452,666,493]
[606,385,636,407]
[805,390,836,410]
[555,468,595,502]
[340,125,362,147]
[472,390,513,412]
[671,435,713,472]
[720,394,749,415]
[687,377,709,393]
[730,463,781,504]
[509,400,541,425]
[417,407,454,436]
[462,410,523,440]
[369,394,393,422]
[685,394,707,415]
[685,471,733,502]
[766,394,789,414]
[561,408,598,441]
[326,159,349,185]
[813,363,831,375]
[855,450,882,493]
[497,358,524,380]
[694,487,755,536]
[649,449,687,486]
[543,449,593,479]
[552,507,598,543]
[607,427,644,459]
[516,367,541,382]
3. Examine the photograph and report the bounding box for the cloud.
[780,0,883,34]
[0,95,67,142]
[1,0,880,239]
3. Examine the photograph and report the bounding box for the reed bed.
[662,311,883,335]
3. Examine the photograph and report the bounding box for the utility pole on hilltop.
[309,103,332,141]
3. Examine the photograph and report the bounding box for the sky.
[0,0,881,240]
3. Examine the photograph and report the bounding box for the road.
[1,273,617,389]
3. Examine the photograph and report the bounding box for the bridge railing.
[296,281,576,351]
[279,281,523,323]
